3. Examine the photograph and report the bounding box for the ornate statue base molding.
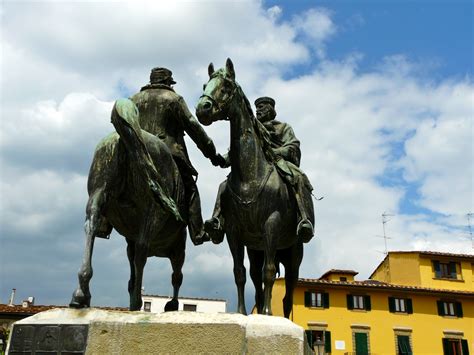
[7,308,310,354]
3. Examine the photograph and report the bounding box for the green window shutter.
[442,338,453,355]
[406,298,413,314]
[364,295,371,311]
[323,292,330,308]
[455,302,463,317]
[448,262,457,278]
[355,332,369,355]
[305,330,313,348]
[434,261,441,278]
[461,339,470,355]
[304,291,311,307]
[347,294,354,310]
[325,331,332,353]
[437,300,445,316]
[388,297,395,312]
[397,335,412,355]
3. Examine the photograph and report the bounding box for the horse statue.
[70,98,187,311]
[196,59,303,318]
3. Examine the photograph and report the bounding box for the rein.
[199,73,237,117]
[227,165,274,206]
[201,71,276,206]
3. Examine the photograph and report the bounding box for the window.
[143,301,151,312]
[304,291,329,308]
[305,330,331,354]
[389,297,413,314]
[437,300,463,317]
[396,335,413,355]
[183,304,197,312]
[340,277,347,281]
[442,338,469,355]
[347,295,371,311]
[433,261,459,279]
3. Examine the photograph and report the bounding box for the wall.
[273,279,473,354]
[141,296,226,313]
[387,253,422,286]
[418,256,474,291]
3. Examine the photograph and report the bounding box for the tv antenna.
[376,212,394,255]
[467,213,473,249]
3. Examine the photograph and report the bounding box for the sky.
[0,0,472,313]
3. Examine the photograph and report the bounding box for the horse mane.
[214,67,277,164]
[235,85,277,164]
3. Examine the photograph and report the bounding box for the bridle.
[199,73,238,118]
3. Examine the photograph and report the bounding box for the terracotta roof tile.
[0,304,127,315]
[390,251,474,259]
[297,278,474,296]
[319,269,359,279]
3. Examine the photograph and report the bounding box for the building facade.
[141,294,226,313]
[271,251,473,355]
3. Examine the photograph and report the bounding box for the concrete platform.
[7,308,309,354]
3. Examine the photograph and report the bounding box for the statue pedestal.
[7,308,309,354]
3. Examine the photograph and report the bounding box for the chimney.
[8,288,16,306]
[22,297,35,308]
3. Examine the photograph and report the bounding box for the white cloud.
[402,112,472,215]
[292,8,336,59]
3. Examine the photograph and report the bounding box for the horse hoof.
[69,301,88,309]
[69,290,90,308]
[164,299,179,312]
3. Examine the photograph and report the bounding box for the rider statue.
[205,96,314,244]
[131,67,224,245]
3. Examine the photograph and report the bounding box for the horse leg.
[129,222,149,311]
[70,188,106,308]
[227,231,247,315]
[126,238,136,297]
[165,230,186,312]
[248,248,264,314]
[281,242,303,318]
[262,211,280,316]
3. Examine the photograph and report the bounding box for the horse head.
[196,58,238,126]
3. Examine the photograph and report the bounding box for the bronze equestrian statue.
[196,59,315,318]
[205,96,314,245]
[131,67,224,245]
[70,68,223,311]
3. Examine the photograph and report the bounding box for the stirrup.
[297,219,314,243]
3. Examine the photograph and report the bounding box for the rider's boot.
[204,181,226,244]
[294,175,315,243]
[187,186,210,245]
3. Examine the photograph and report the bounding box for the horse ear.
[226,58,235,79]
[208,63,215,77]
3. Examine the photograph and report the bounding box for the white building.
[141,294,226,313]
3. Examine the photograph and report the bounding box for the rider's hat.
[255,96,275,107]
[150,67,176,85]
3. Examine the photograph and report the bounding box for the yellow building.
[271,251,473,354]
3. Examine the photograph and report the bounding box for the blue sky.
[1,0,472,312]
[267,0,473,79]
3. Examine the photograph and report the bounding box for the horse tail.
[111,99,183,222]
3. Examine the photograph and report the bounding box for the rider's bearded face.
[256,103,276,122]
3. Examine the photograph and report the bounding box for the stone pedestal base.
[7,308,309,354]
